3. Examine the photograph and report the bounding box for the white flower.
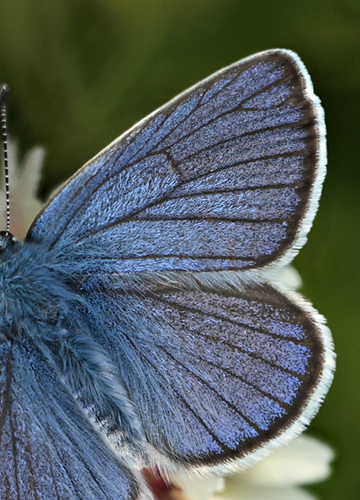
[171,436,334,500]
[272,264,303,290]
[0,139,45,239]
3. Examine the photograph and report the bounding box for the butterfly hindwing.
[26,49,325,274]
[79,271,333,471]
[0,339,146,500]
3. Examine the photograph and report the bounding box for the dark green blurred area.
[0,0,359,498]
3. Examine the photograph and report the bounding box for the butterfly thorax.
[0,231,21,262]
[0,237,79,343]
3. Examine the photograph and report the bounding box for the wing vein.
[149,293,307,348]
[156,74,296,152]
[158,344,261,433]
[165,121,309,162]
[187,352,291,408]
[122,334,230,452]
[167,182,300,199]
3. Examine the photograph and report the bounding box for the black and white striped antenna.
[0,84,10,234]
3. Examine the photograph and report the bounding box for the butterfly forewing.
[26,50,325,275]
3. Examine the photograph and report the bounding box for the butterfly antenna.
[0,84,10,234]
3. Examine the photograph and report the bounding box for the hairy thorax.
[0,232,78,344]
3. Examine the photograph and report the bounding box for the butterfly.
[0,49,335,499]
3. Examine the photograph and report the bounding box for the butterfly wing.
[0,339,147,500]
[22,50,333,473]
[79,272,333,472]
[26,49,325,274]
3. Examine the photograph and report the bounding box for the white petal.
[172,473,225,500]
[234,436,334,487]
[259,264,302,290]
[273,265,303,289]
[215,485,317,500]
[0,191,6,228]
[6,140,20,188]
[18,146,46,200]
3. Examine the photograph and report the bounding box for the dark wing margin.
[79,272,334,472]
[0,340,148,500]
[26,49,326,273]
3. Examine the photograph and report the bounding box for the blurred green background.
[0,0,359,498]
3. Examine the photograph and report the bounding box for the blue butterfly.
[0,49,335,499]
